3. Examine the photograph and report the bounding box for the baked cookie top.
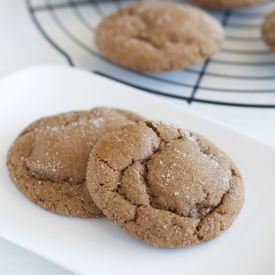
[6,107,144,217]
[95,2,224,72]
[262,10,275,53]
[191,0,264,9]
[87,121,245,247]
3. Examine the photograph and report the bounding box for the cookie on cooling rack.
[190,0,264,9]
[95,2,224,72]
[6,107,144,217]
[262,10,275,53]
[86,121,245,247]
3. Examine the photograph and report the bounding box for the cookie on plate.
[95,2,224,72]
[262,10,275,53]
[190,0,264,9]
[86,121,245,247]
[6,107,144,217]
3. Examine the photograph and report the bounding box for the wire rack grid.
[26,0,275,108]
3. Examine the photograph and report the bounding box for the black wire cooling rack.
[26,0,275,107]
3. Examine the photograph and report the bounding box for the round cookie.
[95,2,224,72]
[87,121,245,247]
[262,10,275,53]
[190,0,264,9]
[6,107,144,217]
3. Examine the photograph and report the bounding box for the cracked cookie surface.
[95,2,224,72]
[191,0,264,9]
[262,10,275,53]
[6,107,144,217]
[87,121,245,247]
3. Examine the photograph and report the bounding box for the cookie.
[190,0,264,9]
[262,10,275,53]
[86,121,245,247]
[95,2,224,72]
[6,107,144,217]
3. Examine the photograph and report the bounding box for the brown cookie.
[262,10,275,53]
[87,121,245,247]
[6,107,144,217]
[95,2,224,72]
[190,0,264,9]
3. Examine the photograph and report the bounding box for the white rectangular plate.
[0,65,275,275]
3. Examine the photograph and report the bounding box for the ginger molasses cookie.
[262,10,275,53]
[191,0,264,9]
[87,121,245,247]
[7,107,144,217]
[95,2,224,72]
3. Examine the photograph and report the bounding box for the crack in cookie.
[6,107,145,217]
[87,121,245,247]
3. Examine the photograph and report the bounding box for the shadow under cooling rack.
[27,0,275,108]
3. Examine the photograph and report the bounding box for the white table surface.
[1,0,275,274]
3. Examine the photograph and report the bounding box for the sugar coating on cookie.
[95,2,224,72]
[262,10,275,53]
[191,0,264,9]
[87,121,245,247]
[6,107,144,217]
